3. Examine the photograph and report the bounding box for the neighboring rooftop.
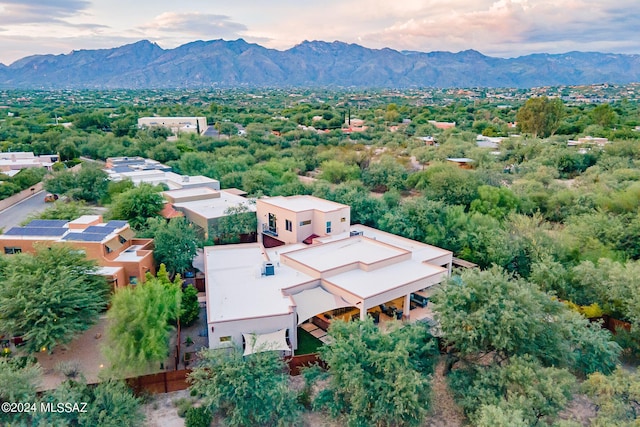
[172,191,255,220]
[105,157,171,173]
[0,151,59,171]
[0,215,133,244]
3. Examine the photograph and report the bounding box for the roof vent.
[264,262,275,276]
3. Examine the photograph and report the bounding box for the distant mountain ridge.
[0,39,639,89]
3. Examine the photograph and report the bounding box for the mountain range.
[0,39,639,89]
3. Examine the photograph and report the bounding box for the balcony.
[262,223,278,237]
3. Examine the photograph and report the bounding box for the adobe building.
[205,196,453,355]
[256,195,350,247]
[162,187,255,239]
[104,157,220,191]
[137,117,208,135]
[0,216,154,287]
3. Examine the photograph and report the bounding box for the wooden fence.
[286,353,326,376]
[602,315,632,333]
[124,353,325,395]
[126,369,192,395]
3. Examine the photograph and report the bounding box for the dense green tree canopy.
[516,96,565,138]
[0,358,42,426]
[104,265,181,376]
[433,266,620,375]
[44,164,109,202]
[315,318,438,427]
[208,204,257,244]
[108,183,164,230]
[0,245,109,353]
[142,217,198,275]
[188,347,300,427]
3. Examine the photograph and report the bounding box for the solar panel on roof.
[26,219,68,228]
[4,227,67,237]
[83,226,117,235]
[106,220,127,228]
[62,233,106,242]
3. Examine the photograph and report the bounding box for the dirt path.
[425,359,466,427]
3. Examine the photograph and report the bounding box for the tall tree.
[36,379,144,427]
[208,205,257,244]
[0,245,109,353]
[0,358,42,426]
[143,217,198,275]
[315,318,438,427]
[44,165,109,203]
[516,97,565,138]
[108,183,164,230]
[433,266,620,376]
[450,356,575,425]
[583,367,640,426]
[188,348,300,427]
[104,265,181,376]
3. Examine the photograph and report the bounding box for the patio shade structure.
[242,328,290,356]
[292,286,352,325]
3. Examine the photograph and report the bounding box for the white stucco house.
[204,195,453,355]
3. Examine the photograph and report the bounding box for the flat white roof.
[164,172,218,184]
[283,237,407,273]
[206,227,453,323]
[113,245,148,262]
[162,187,219,200]
[350,225,452,264]
[205,244,315,323]
[259,195,348,213]
[325,262,446,299]
[138,116,205,121]
[69,215,101,225]
[95,266,123,276]
[174,192,255,220]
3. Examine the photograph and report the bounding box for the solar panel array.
[83,225,117,236]
[62,232,107,242]
[4,226,67,237]
[3,218,129,242]
[106,220,127,228]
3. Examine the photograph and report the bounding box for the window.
[285,219,292,232]
[220,336,231,343]
[106,246,112,254]
[129,276,138,285]
[326,221,332,233]
[3,247,21,254]
[300,220,311,226]
[118,235,126,244]
[341,217,346,222]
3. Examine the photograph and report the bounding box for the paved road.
[0,190,48,231]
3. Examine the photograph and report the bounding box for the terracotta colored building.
[0,215,154,287]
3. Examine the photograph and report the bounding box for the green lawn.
[296,327,323,355]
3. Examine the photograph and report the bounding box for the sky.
[0,0,638,65]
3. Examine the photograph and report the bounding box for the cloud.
[139,12,247,39]
[0,0,90,24]
[349,0,640,56]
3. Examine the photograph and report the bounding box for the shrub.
[185,406,213,427]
